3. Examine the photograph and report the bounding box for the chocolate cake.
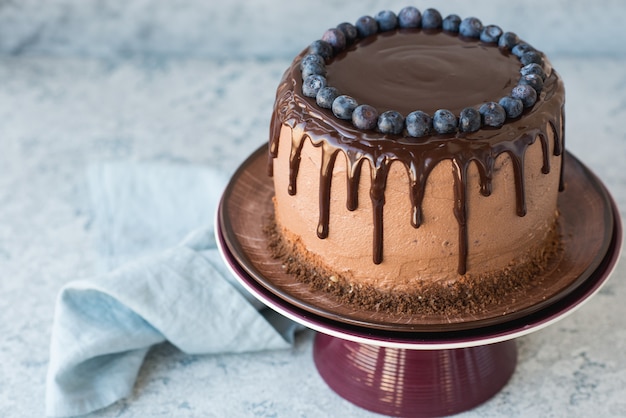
[267,7,565,314]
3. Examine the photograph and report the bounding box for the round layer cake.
[267,8,565,313]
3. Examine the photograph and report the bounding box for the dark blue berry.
[520,50,544,66]
[377,110,404,135]
[520,63,546,81]
[355,15,378,38]
[397,6,421,29]
[352,105,379,130]
[302,74,326,98]
[308,40,333,61]
[300,54,324,70]
[337,22,358,45]
[498,96,524,119]
[406,111,432,137]
[433,109,458,134]
[442,14,462,33]
[316,86,339,109]
[498,32,519,50]
[479,102,506,127]
[301,56,326,78]
[520,73,544,93]
[375,10,398,32]
[459,107,481,133]
[302,62,326,78]
[332,95,358,120]
[511,84,538,108]
[512,42,535,58]
[321,28,346,53]
[459,17,483,38]
[480,25,503,43]
[421,8,442,29]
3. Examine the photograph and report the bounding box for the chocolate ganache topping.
[326,31,521,117]
[269,12,565,275]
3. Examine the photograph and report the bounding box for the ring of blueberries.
[300,7,547,138]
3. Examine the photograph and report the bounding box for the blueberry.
[512,42,535,58]
[442,14,462,33]
[498,96,524,119]
[337,22,358,45]
[520,63,546,81]
[302,74,327,98]
[511,84,538,108]
[479,102,506,127]
[300,54,324,70]
[397,6,421,29]
[352,104,379,130]
[520,50,544,66]
[377,110,404,135]
[375,10,398,32]
[321,28,346,53]
[433,109,458,134]
[302,62,326,78]
[459,17,483,38]
[300,56,326,78]
[519,73,544,93]
[459,107,481,133]
[355,15,378,38]
[332,95,359,120]
[316,86,339,109]
[406,110,432,137]
[480,25,503,43]
[421,8,442,29]
[498,32,519,50]
[308,40,333,61]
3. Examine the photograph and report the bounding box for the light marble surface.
[1,1,625,417]
[2,0,626,59]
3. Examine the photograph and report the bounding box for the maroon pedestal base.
[313,333,517,417]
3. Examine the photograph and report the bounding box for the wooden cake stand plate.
[216,146,621,417]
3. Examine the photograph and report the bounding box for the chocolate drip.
[287,124,306,195]
[269,30,566,275]
[558,105,566,191]
[268,87,295,177]
[406,152,442,229]
[370,154,391,264]
[317,145,339,238]
[346,156,364,211]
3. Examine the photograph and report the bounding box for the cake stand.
[216,146,622,418]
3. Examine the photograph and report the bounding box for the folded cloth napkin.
[45,162,302,417]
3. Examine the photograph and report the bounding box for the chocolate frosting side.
[269,29,566,275]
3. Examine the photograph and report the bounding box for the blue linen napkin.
[45,162,302,417]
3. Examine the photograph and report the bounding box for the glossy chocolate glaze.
[269,29,565,275]
[327,30,522,116]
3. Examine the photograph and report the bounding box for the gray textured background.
[1,0,625,59]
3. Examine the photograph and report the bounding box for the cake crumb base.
[264,215,562,317]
